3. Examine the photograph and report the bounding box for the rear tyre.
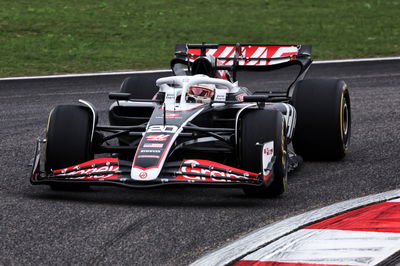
[45,105,94,190]
[120,74,163,99]
[239,110,288,197]
[108,73,165,149]
[110,74,166,143]
[292,79,351,160]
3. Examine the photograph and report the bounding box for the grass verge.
[0,0,399,76]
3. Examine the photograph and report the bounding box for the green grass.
[1,0,399,77]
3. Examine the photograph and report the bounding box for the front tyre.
[239,110,288,197]
[45,105,94,190]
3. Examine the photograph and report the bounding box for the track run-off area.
[0,60,399,265]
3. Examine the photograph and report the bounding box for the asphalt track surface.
[1,60,399,265]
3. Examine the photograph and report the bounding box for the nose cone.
[131,167,160,181]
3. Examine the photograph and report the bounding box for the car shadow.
[23,185,284,208]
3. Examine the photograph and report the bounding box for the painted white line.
[0,56,399,81]
[314,56,400,64]
[189,189,400,266]
[0,69,172,81]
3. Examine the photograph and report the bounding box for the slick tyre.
[45,105,94,190]
[120,74,164,99]
[292,79,351,160]
[239,110,288,197]
[109,73,165,127]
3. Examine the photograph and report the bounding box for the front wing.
[31,139,274,189]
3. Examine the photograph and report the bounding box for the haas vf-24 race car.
[30,43,351,197]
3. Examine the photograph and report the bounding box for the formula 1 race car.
[30,43,351,197]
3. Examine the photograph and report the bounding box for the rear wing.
[171,43,312,82]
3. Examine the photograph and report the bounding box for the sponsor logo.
[236,93,246,101]
[166,94,175,100]
[62,165,119,180]
[139,172,148,179]
[179,160,249,182]
[166,112,180,117]
[156,114,181,119]
[146,134,169,141]
[137,155,160,159]
[264,147,273,155]
[140,149,161,153]
[143,143,164,148]
[215,94,226,101]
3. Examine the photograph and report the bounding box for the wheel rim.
[342,99,350,147]
[281,121,288,191]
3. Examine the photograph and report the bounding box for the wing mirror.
[109,92,131,100]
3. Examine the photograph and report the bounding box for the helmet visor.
[189,86,213,97]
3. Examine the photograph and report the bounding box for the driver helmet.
[186,83,216,104]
